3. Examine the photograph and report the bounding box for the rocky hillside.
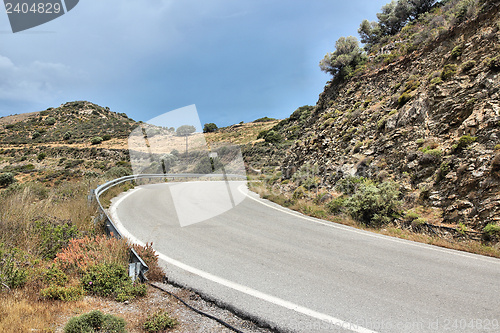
[254,0,500,234]
[0,101,137,185]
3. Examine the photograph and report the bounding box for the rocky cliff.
[267,1,500,233]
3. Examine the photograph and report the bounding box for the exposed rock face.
[280,5,500,230]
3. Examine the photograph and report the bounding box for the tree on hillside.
[358,0,438,52]
[176,125,196,136]
[203,123,218,133]
[176,125,196,157]
[358,20,382,52]
[319,36,367,80]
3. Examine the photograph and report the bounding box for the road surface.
[110,181,500,333]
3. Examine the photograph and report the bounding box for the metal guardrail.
[92,173,247,281]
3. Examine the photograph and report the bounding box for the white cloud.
[0,54,84,103]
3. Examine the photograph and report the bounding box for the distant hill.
[0,101,138,146]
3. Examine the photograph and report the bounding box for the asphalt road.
[110,181,500,333]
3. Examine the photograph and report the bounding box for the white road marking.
[238,185,500,265]
[109,185,378,333]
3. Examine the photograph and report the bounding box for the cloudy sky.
[0,0,388,127]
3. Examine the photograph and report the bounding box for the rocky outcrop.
[279,4,500,231]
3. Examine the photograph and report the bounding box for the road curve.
[110,181,500,333]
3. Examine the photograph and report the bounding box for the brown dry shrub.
[132,243,164,282]
[55,235,128,274]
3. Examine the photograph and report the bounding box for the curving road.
[110,181,500,333]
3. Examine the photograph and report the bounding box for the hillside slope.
[0,101,136,184]
[258,0,500,235]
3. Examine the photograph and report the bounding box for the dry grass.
[0,289,82,333]
[205,121,279,146]
[249,181,500,259]
[0,181,98,249]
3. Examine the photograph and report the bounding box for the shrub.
[132,243,164,282]
[429,77,443,86]
[37,152,46,161]
[344,181,401,226]
[487,56,500,71]
[55,235,129,274]
[91,137,103,145]
[0,245,28,289]
[335,176,365,195]
[461,60,476,72]
[40,285,84,301]
[292,186,306,200]
[64,310,126,333]
[43,264,68,286]
[45,117,56,126]
[398,92,412,107]
[81,262,146,301]
[32,131,41,140]
[451,45,463,59]
[63,131,72,140]
[143,311,178,333]
[326,196,347,214]
[253,117,276,123]
[456,135,476,149]
[115,282,147,302]
[35,219,80,260]
[102,134,112,141]
[483,223,500,236]
[440,64,457,80]
[81,263,129,297]
[0,172,15,187]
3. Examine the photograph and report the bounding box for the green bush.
[344,181,401,226]
[32,131,41,140]
[35,219,80,260]
[44,264,68,286]
[37,152,46,161]
[45,117,56,126]
[81,263,146,302]
[102,134,112,141]
[335,176,366,195]
[63,131,72,140]
[64,310,126,333]
[326,196,347,214]
[91,137,103,145]
[451,45,463,59]
[0,245,28,289]
[143,311,178,333]
[398,92,412,107]
[457,135,476,149]
[40,285,84,301]
[461,60,476,72]
[292,186,306,200]
[487,56,500,71]
[82,263,129,297]
[440,64,457,80]
[0,172,15,187]
[115,282,147,303]
[483,223,500,236]
[429,77,443,86]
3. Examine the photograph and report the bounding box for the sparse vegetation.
[441,64,457,80]
[64,310,126,333]
[143,311,178,332]
[91,136,103,145]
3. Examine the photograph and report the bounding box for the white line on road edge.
[239,185,500,265]
[109,186,378,333]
